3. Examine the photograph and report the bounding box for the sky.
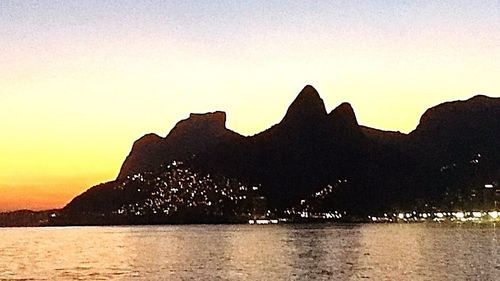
[1,0,500,211]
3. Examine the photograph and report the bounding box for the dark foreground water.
[0,223,498,280]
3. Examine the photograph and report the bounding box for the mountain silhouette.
[280,85,327,127]
[118,111,243,178]
[409,95,500,165]
[58,86,500,224]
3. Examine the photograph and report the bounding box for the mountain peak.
[189,111,226,125]
[466,94,499,106]
[168,111,227,137]
[281,85,327,125]
[413,94,500,137]
[117,111,239,179]
[329,102,358,126]
[328,102,361,137]
[295,85,323,103]
[300,84,319,95]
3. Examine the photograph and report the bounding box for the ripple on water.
[0,224,498,280]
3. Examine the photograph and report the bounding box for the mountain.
[406,95,500,208]
[409,95,500,166]
[279,84,328,127]
[118,111,243,178]
[190,86,414,211]
[58,86,500,224]
[361,126,406,148]
[56,162,257,225]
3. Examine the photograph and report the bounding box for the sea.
[0,223,498,280]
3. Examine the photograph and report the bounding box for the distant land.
[2,85,499,226]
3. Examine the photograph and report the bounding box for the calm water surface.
[0,223,498,280]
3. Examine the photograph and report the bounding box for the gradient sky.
[1,0,500,211]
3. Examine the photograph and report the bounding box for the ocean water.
[0,223,498,280]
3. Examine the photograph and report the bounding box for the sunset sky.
[1,1,500,211]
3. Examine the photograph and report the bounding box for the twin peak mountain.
[118,85,363,180]
[64,85,499,220]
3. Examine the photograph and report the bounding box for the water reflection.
[284,224,363,280]
[0,224,498,280]
[225,225,290,279]
[414,224,499,281]
[353,224,426,280]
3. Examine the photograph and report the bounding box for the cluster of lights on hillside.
[113,161,259,217]
[282,179,348,220]
[85,156,500,225]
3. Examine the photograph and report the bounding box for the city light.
[488,211,498,219]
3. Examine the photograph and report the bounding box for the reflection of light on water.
[1,225,498,280]
[357,224,424,280]
[225,225,290,280]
